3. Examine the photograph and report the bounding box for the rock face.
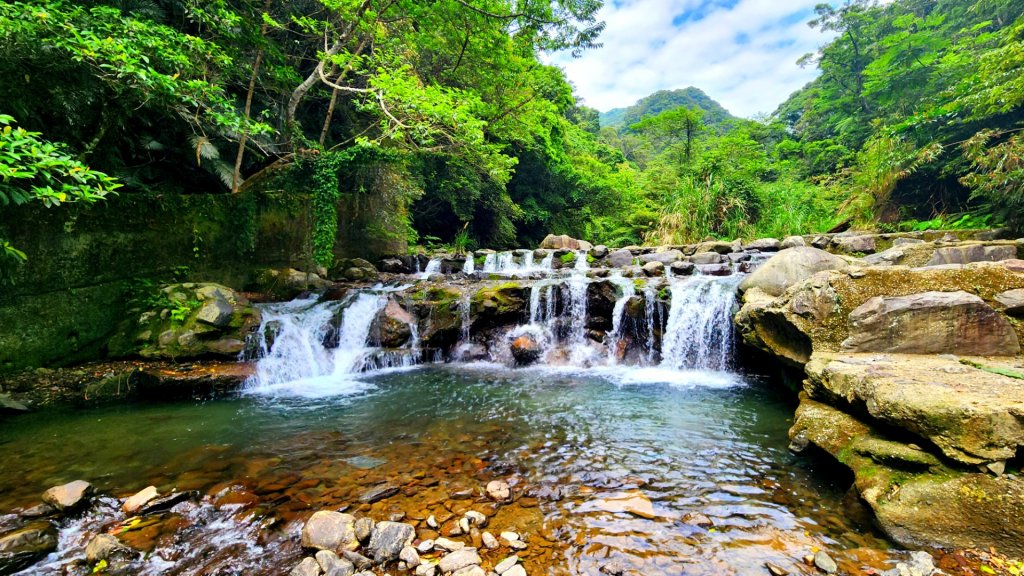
[842,291,1020,355]
[926,244,1017,266]
[252,268,332,299]
[107,283,260,360]
[372,299,413,348]
[0,522,58,573]
[738,247,849,297]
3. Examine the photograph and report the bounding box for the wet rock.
[486,480,511,501]
[438,548,482,573]
[42,479,93,511]
[359,484,399,504]
[738,247,849,297]
[481,532,499,550]
[638,250,683,265]
[765,562,789,576]
[813,551,838,573]
[196,298,234,327]
[642,261,664,277]
[316,550,355,576]
[607,249,634,268]
[136,490,198,515]
[781,236,806,248]
[689,252,722,265]
[591,245,609,259]
[332,258,379,282]
[122,486,159,515]
[694,240,734,254]
[399,546,421,568]
[744,238,782,251]
[696,263,732,276]
[0,521,58,574]
[366,521,414,563]
[463,511,486,528]
[681,512,713,527]
[669,261,695,276]
[593,490,656,519]
[842,291,1020,356]
[510,334,542,366]
[85,533,135,564]
[342,550,373,570]
[18,503,55,519]
[380,258,409,274]
[302,511,358,553]
[996,288,1024,315]
[372,301,413,348]
[291,557,322,576]
[0,393,27,412]
[354,517,375,543]
[882,551,938,576]
[926,244,1016,266]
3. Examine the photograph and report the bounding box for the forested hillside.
[1,0,1023,261]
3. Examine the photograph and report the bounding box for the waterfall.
[463,254,475,274]
[644,285,658,363]
[539,252,554,269]
[420,258,442,280]
[245,292,387,395]
[605,273,636,363]
[482,253,497,273]
[459,294,472,342]
[574,250,590,271]
[660,275,741,371]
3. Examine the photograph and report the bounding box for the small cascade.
[462,254,475,274]
[497,252,516,271]
[644,285,658,363]
[245,292,387,395]
[539,252,554,269]
[482,253,497,273]
[605,273,636,363]
[459,294,472,342]
[660,275,741,371]
[574,250,590,272]
[565,252,592,363]
[420,258,442,280]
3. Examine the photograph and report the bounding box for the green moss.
[560,253,576,265]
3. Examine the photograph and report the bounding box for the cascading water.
[605,273,636,363]
[245,292,387,396]
[462,254,475,274]
[420,258,442,280]
[659,275,741,371]
[482,253,497,273]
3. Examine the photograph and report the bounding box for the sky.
[549,0,835,119]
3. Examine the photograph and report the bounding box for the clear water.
[0,365,890,575]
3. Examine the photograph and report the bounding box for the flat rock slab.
[42,480,93,511]
[842,290,1020,356]
[0,522,58,574]
[805,353,1024,465]
[592,489,657,519]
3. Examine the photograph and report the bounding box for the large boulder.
[607,249,635,268]
[301,511,359,553]
[842,291,1020,356]
[831,235,877,254]
[638,250,683,265]
[736,261,1024,368]
[790,395,1024,556]
[371,298,413,348]
[251,268,331,299]
[107,283,260,360]
[539,234,593,251]
[805,353,1024,465]
[331,258,379,282]
[738,247,849,297]
[926,244,1017,267]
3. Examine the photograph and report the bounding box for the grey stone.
[694,240,734,254]
[354,517,375,543]
[696,263,732,276]
[0,522,58,573]
[359,484,399,504]
[882,550,938,576]
[689,252,722,265]
[399,546,421,568]
[85,533,133,564]
[832,235,877,254]
[366,521,415,563]
[434,537,465,552]
[342,550,373,570]
[669,261,695,276]
[926,244,1017,266]
[738,247,849,297]
[781,236,806,248]
[42,480,93,511]
[591,245,609,259]
[893,237,925,246]
[607,249,634,267]
[316,550,355,576]
[464,510,486,527]
[813,551,838,574]
[638,250,683,264]
[494,556,519,574]
[301,511,358,552]
[452,567,486,576]
[996,289,1024,316]
[481,532,499,550]
[642,261,664,277]
[415,564,437,576]
[380,258,407,274]
[195,298,234,327]
[744,238,782,251]
[290,557,322,576]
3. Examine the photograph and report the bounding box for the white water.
[420,258,442,280]
[462,254,475,274]
[605,273,636,364]
[479,250,555,275]
[245,292,387,397]
[660,275,741,371]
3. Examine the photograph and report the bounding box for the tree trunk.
[232,0,272,193]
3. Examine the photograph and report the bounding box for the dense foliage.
[3,0,1023,258]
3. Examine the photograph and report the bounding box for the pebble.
[452,566,486,576]
[765,562,789,576]
[435,537,466,552]
[504,566,527,576]
[359,484,399,504]
[499,531,520,543]
[426,515,439,529]
[481,532,499,550]
[494,556,519,574]
[464,510,487,527]
[354,517,375,543]
[415,564,437,576]
[486,480,511,501]
[417,539,435,553]
[813,551,838,574]
[316,550,354,575]
[459,517,471,533]
[399,546,421,568]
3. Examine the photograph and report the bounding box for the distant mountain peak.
[600,87,735,131]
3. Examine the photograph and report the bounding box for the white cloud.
[549,0,836,118]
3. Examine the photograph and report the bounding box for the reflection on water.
[0,365,890,575]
